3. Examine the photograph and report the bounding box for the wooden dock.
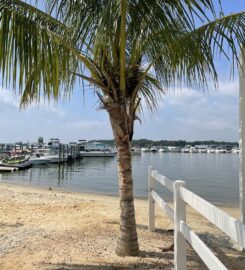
[0,166,18,172]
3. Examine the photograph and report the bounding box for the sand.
[0,182,244,270]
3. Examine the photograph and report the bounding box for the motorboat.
[79,141,116,157]
[198,148,207,153]
[48,156,61,163]
[30,155,51,165]
[46,152,67,163]
[167,146,181,153]
[141,147,150,152]
[159,147,168,153]
[30,149,66,164]
[0,156,32,170]
[232,148,239,154]
[215,147,226,153]
[47,138,61,149]
[182,146,191,153]
[131,147,141,155]
[30,152,50,165]
[150,146,158,153]
[80,151,116,157]
[207,147,216,153]
[195,145,208,153]
[189,147,198,153]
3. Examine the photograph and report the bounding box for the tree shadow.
[105,220,173,235]
[139,249,173,259]
[41,261,174,270]
[137,224,174,234]
[197,232,245,270]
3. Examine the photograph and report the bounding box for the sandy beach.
[0,182,244,270]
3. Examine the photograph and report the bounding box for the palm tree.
[0,0,244,256]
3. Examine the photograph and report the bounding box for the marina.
[0,138,117,171]
[0,151,239,206]
[0,139,240,203]
[0,139,240,173]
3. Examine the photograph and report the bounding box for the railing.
[148,166,245,270]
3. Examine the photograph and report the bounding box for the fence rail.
[151,189,174,222]
[180,221,227,270]
[179,186,245,249]
[148,166,244,270]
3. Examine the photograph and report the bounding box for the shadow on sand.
[41,261,173,270]
[197,232,245,270]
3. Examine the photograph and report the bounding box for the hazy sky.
[0,1,244,143]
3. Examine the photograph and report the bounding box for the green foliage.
[100,139,239,148]
[0,0,244,115]
[0,0,79,106]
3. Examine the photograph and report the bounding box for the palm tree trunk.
[108,104,139,256]
[115,139,139,256]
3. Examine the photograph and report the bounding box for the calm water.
[0,153,239,206]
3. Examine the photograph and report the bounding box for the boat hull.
[131,151,141,155]
[0,166,18,172]
[30,159,50,165]
[0,160,32,170]
[80,151,116,157]
[48,157,61,163]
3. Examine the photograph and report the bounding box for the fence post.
[148,166,155,231]
[174,180,186,270]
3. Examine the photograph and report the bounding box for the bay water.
[0,152,239,206]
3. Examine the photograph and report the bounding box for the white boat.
[215,147,226,153]
[131,147,141,155]
[47,154,60,163]
[232,148,239,154]
[207,148,216,153]
[47,138,61,149]
[195,145,208,153]
[167,146,181,153]
[30,156,51,165]
[0,156,32,170]
[80,151,115,157]
[182,145,191,153]
[30,150,66,165]
[141,147,150,152]
[79,141,116,157]
[159,147,167,153]
[189,147,198,153]
[150,146,158,152]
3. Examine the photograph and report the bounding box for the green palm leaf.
[0,0,244,112]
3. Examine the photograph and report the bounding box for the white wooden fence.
[148,166,245,270]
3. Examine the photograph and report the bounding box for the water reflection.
[0,153,239,205]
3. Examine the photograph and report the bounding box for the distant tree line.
[99,139,239,148]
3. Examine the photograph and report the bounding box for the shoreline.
[0,180,239,208]
[0,181,243,269]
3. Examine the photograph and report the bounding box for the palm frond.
[0,0,245,117]
[142,12,245,91]
[0,0,77,106]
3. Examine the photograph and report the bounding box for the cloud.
[161,80,238,106]
[0,80,240,142]
[65,120,108,130]
[0,88,66,118]
[24,99,66,118]
[0,89,20,108]
[134,80,239,141]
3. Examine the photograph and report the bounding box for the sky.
[0,1,244,143]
